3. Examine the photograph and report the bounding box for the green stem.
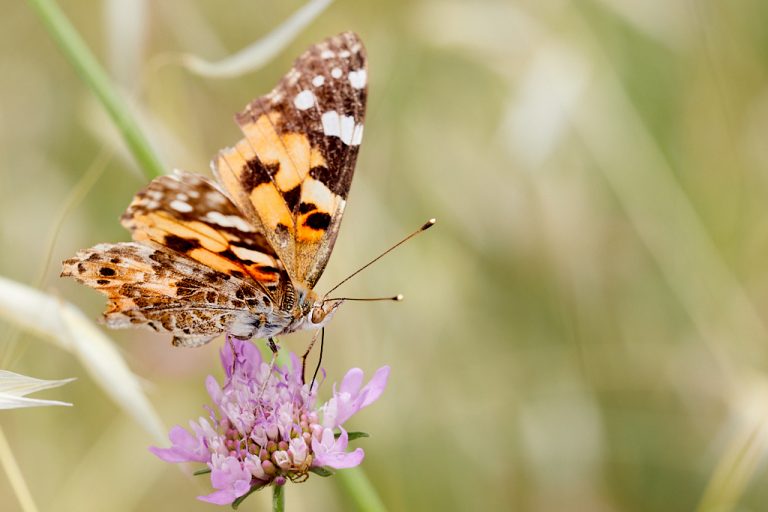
[27,0,165,180]
[272,484,285,512]
[336,467,387,512]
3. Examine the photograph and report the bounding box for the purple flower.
[150,337,389,506]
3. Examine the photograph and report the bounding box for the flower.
[150,337,390,506]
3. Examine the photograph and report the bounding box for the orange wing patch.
[121,171,286,292]
[216,110,337,247]
[213,32,366,288]
[130,211,280,284]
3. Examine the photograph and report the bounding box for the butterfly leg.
[226,333,238,376]
[256,337,281,403]
[301,328,324,392]
[300,329,322,384]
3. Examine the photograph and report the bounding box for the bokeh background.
[3,0,768,510]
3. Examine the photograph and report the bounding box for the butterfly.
[61,32,368,348]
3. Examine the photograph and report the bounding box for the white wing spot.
[339,50,351,58]
[331,67,342,79]
[321,111,363,146]
[312,75,325,87]
[170,200,193,213]
[205,211,254,232]
[340,115,355,144]
[321,49,335,59]
[321,111,341,138]
[176,193,188,201]
[231,246,275,265]
[293,90,315,110]
[348,69,367,89]
[205,191,226,205]
[352,123,364,145]
[146,189,163,200]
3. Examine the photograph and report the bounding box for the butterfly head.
[293,287,344,331]
[309,298,344,327]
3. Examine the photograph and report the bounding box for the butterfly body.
[220,285,341,344]
[61,32,365,347]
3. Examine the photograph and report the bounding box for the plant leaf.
[336,431,370,441]
[309,466,334,477]
[231,482,268,509]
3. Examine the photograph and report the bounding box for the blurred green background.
[3,0,768,510]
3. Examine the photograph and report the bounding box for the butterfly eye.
[311,307,326,324]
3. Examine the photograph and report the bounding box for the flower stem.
[336,467,386,512]
[272,484,285,512]
[26,0,166,180]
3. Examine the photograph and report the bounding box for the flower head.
[150,337,389,506]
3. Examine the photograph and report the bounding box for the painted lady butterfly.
[62,32,370,348]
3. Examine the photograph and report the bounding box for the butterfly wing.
[61,242,290,347]
[213,31,367,289]
[120,170,289,300]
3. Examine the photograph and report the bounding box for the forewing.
[61,242,284,347]
[213,31,367,288]
[120,170,287,298]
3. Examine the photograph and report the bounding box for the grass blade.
[0,276,166,442]
[0,427,40,512]
[182,0,333,78]
[26,0,165,179]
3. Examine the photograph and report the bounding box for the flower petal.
[359,366,390,409]
[311,427,365,469]
[322,366,390,428]
[205,375,222,405]
[206,455,252,504]
[320,447,365,469]
[149,425,208,463]
[289,437,308,465]
[339,368,364,396]
[197,489,238,505]
[220,337,262,380]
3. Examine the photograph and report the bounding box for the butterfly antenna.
[324,218,436,298]
[325,294,403,302]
